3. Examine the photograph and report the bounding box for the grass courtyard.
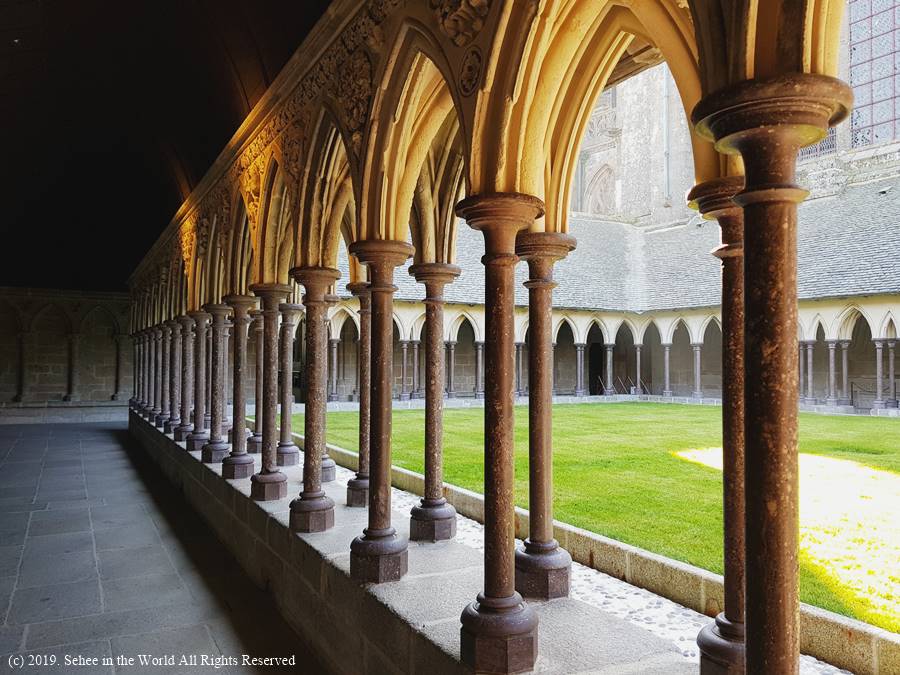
[292,403,899,632]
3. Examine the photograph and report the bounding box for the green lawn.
[294,402,900,632]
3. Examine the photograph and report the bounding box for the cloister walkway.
[0,422,319,674]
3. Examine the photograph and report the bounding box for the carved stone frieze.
[430,0,491,47]
[335,50,373,153]
[459,46,482,96]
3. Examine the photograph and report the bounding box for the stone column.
[113,333,125,401]
[446,341,457,398]
[248,284,291,500]
[411,340,420,399]
[514,343,524,396]
[186,312,210,451]
[805,340,815,403]
[888,341,897,407]
[150,327,162,418]
[288,269,338,531]
[662,344,673,396]
[328,337,340,401]
[205,328,213,428]
[164,321,181,433]
[693,72,851,673]
[840,341,851,405]
[222,295,258,479]
[826,341,838,405]
[474,341,484,398]
[409,263,460,541]
[798,342,806,400]
[397,340,408,400]
[634,344,642,394]
[691,343,703,398]
[873,339,885,408]
[456,193,540,673]
[276,303,302,466]
[689,175,746,673]
[174,316,194,441]
[247,310,264,453]
[155,324,171,427]
[201,304,231,463]
[13,332,28,403]
[551,344,557,395]
[63,332,80,402]
[346,282,371,506]
[223,321,233,437]
[348,240,413,583]
[574,343,585,396]
[129,333,138,408]
[515,231,575,600]
[604,343,614,394]
[136,331,146,411]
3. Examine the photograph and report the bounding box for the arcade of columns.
[128,1,852,673]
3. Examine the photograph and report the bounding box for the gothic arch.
[28,303,73,334]
[448,311,481,343]
[552,315,578,343]
[834,305,875,341]
[329,307,360,338]
[78,305,121,335]
[254,156,294,285]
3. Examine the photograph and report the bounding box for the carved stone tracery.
[430,0,491,47]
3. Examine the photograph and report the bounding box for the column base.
[327,393,339,402]
[201,439,230,463]
[460,593,538,674]
[163,418,180,434]
[574,389,585,397]
[475,392,484,399]
[663,390,673,397]
[322,456,336,483]
[173,424,193,442]
[276,443,300,466]
[350,530,408,583]
[838,398,852,406]
[186,431,210,452]
[346,476,369,507]
[697,613,745,675]
[825,397,838,406]
[250,471,287,501]
[804,397,819,405]
[400,393,410,401]
[154,413,169,428]
[204,413,212,427]
[409,499,456,542]
[222,453,255,479]
[246,434,262,453]
[887,399,899,408]
[514,540,571,599]
[289,493,335,532]
[692,392,703,399]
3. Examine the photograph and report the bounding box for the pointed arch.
[699,314,722,343]
[329,306,360,338]
[881,313,897,340]
[78,305,120,335]
[552,315,577,343]
[224,196,255,297]
[254,157,294,285]
[448,311,482,343]
[28,303,73,334]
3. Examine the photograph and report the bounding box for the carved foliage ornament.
[335,50,373,153]
[459,47,482,96]
[430,0,491,47]
[179,225,196,268]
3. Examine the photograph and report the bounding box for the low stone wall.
[0,400,129,424]
[310,433,899,675]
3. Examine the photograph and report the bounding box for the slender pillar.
[328,337,340,401]
[346,282,371,506]
[247,310,264,453]
[164,320,181,433]
[446,341,457,398]
[113,333,124,401]
[693,72,851,674]
[186,312,210,451]
[399,340,410,400]
[151,327,162,418]
[574,343,585,396]
[136,331,146,411]
[223,321,233,437]
[223,295,258,479]
[515,231,575,600]
[689,176,746,674]
[201,304,231,463]
[248,284,291,500]
[204,328,212,428]
[129,333,138,407]
[287,269,338,531]
[691,343,703,398]
[174,316,194,441]
[826,341,838,405]
[411,340,420,399]
[409,263,460,541]
[155,324,171,427]
[64,332,80,402]
[14,332,28,403]
[662,344,673,396]
[840,341,851,405]
[474,341,484,398]
[805,341,815,403]
[456,193,541,673]
[514,343,524,396]
[604,343,614,394]
[888,341,897,407]
[634,344,642,394]
[873,339,885,408]
[276,303,302,466]
[798,343,806,400]
[348,240,413,583]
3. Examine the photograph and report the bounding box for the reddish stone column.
[348,240,413,583]
[276,303,302,466]
[289,268,339,531]
[328,337,340,402]
[399,340,410,400]
[174,316,194,441]
[409,263,460,541]
[446,341,457,398]
[247,310,264,453]
[456,193,541,673]
[205,328,213,428]
[514,231,575,600]
[223,295,258,479]
[474,341,484,398]
[693,73,851,674]
[689,176,746,674]
[164,320,181,433]
[411,339,420,399]
[150,327,162,419]
[248,284,291,500]
[156,324,171,427]
[346,281,371,507]
[321,295,338,483]
[186,312,211,451]
[201,304,231,463]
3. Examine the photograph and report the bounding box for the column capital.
[457,192,543,257]
[840,340,851,348]
[688,176,745,260]
[801,339,817,346]
[329,337,341,346]
[278,303,304,325]
[346,281,370,298]
[249,283,292,307]
[825,339,840,347]
[187,310,211,324]
[202,303,232,319]
[223,294,259,317]
[409,262,460,291]
[291,267,341,302]
[691,342,703,349]
[873,338,885,347]
[604,342,615,349]
[349,241,413,287]
[176,314,194,328]
[516,230,576,283]
[661,342,672,348]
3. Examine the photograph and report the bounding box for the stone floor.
[0,423,323,674]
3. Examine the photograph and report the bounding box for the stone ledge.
[297,426,898,675]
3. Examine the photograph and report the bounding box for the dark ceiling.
[1,0,331,292]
